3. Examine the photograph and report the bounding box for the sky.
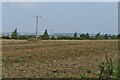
[2,2,118,34]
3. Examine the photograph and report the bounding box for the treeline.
[52,32,118,40]
[1,28,120,40]
[2,29,50,40]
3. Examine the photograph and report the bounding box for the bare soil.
[2,40,118,78]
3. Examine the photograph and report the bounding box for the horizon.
[1,32,118,36]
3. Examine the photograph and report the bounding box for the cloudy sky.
[2,2,118,34]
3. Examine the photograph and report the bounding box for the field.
[2,40,118,78]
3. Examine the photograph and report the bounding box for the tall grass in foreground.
[118,40,120,79]
[118,49,120,79]
[98,53,118,79]
[117,62,120,79]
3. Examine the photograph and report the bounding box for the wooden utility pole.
[36,16,41,39]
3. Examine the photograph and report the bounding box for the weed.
[98,53,114,79]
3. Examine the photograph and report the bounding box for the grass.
[2,40,118,78]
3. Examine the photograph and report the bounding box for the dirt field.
[2,40,118,78]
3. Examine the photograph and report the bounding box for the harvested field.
[2,40,118,78]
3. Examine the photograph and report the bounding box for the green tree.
[80,34,86,39]
[42,29,49,40]
[118,34,120,39]
[104,34,108,39]
[11,28,18,39]
[86,33,89,39]
[51,36,56,40]
[74,32,77,37]
[95,33,100,39]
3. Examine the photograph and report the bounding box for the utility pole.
[36,16,41,39]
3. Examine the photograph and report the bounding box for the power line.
[4,3,38,35]
[3,3,34,17]
[4,3,48,36]
[40,17,53,35]
[17,3,36,17]
[11,3,43,37]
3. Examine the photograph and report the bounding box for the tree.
[80,34,86,39]
[74,32,77,37]
[95,33,100,39]
[42,29,49,40]
[51,36,56,40]
[11,28,18,39]
[104,34,108,39]
[118,34,120,39]
[86,33,89,39]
